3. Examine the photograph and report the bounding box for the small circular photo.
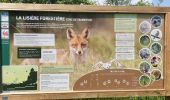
[139,21,151,34]
[151,15,162,28]
[151,69,162,81]
[139,48,151,60]
[139,75,151,87]
[139,62,151,73]
[151,56,161,67]
[140,35,151,46]
[150,29,162,41]
[151,42,162,54]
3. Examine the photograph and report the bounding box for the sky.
[97,0,170,7]
[158,0,170,6]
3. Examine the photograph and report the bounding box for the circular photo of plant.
[150,29,162,41]
[139,48,151,60]
[151,42,162,54]
[151,56,161,67]
[140,35,151,46]
[151,15,162,28]
[139,75,151,87]
[139,62,151,73]
[139,21,151,34]
[151,69,162,81]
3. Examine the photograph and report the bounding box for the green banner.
[1,11,10,65]
[0,11,1,66]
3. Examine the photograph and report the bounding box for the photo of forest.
[2,66,38,91]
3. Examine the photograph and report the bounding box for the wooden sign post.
[0,3,170,100]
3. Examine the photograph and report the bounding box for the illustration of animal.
[66,28,90,66]
[92,59,125,70]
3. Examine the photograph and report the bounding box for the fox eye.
[71,44,77,48]
[81,43,87,48]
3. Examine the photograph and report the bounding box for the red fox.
[66,28,90,66]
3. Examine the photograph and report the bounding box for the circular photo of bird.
[139,62,151,73]
[150,29,162,41]
[139,48,151,60]
[139,75,151,87]
[151,42,162,54]
[139,21,151,34]
[140,35,151,46]
[151,15,162,28]
[151,56,161,68]
[151,69,162,81]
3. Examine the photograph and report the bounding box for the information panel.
[0,11,164,92]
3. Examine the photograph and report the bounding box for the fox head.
[66,28,90,56]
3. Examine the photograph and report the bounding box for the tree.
[134,0,153,6]
[105,0,131,6]
[0,0,95,4]
[0,0,8,3]
[27,68,37,83]
[104,0,154,6]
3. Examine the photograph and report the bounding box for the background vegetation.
[0,0,164,6]
[73,96,165,100]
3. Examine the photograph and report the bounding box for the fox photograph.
[66,28,90,66]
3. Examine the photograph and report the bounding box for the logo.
[1,12,9,21]
[1,29,9,39]
[1,22,9,28]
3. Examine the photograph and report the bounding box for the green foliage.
[0,0,8,3]
[0,0,164,6]
[0,0,95,4]
[104,0,154,6]
[71,96,165,100]
[105,0,131,6]
[134,0,153,6]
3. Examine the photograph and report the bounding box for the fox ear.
[82,28,90,39]
[67,28,75,39]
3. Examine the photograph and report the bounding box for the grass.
[71,96,165,100]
